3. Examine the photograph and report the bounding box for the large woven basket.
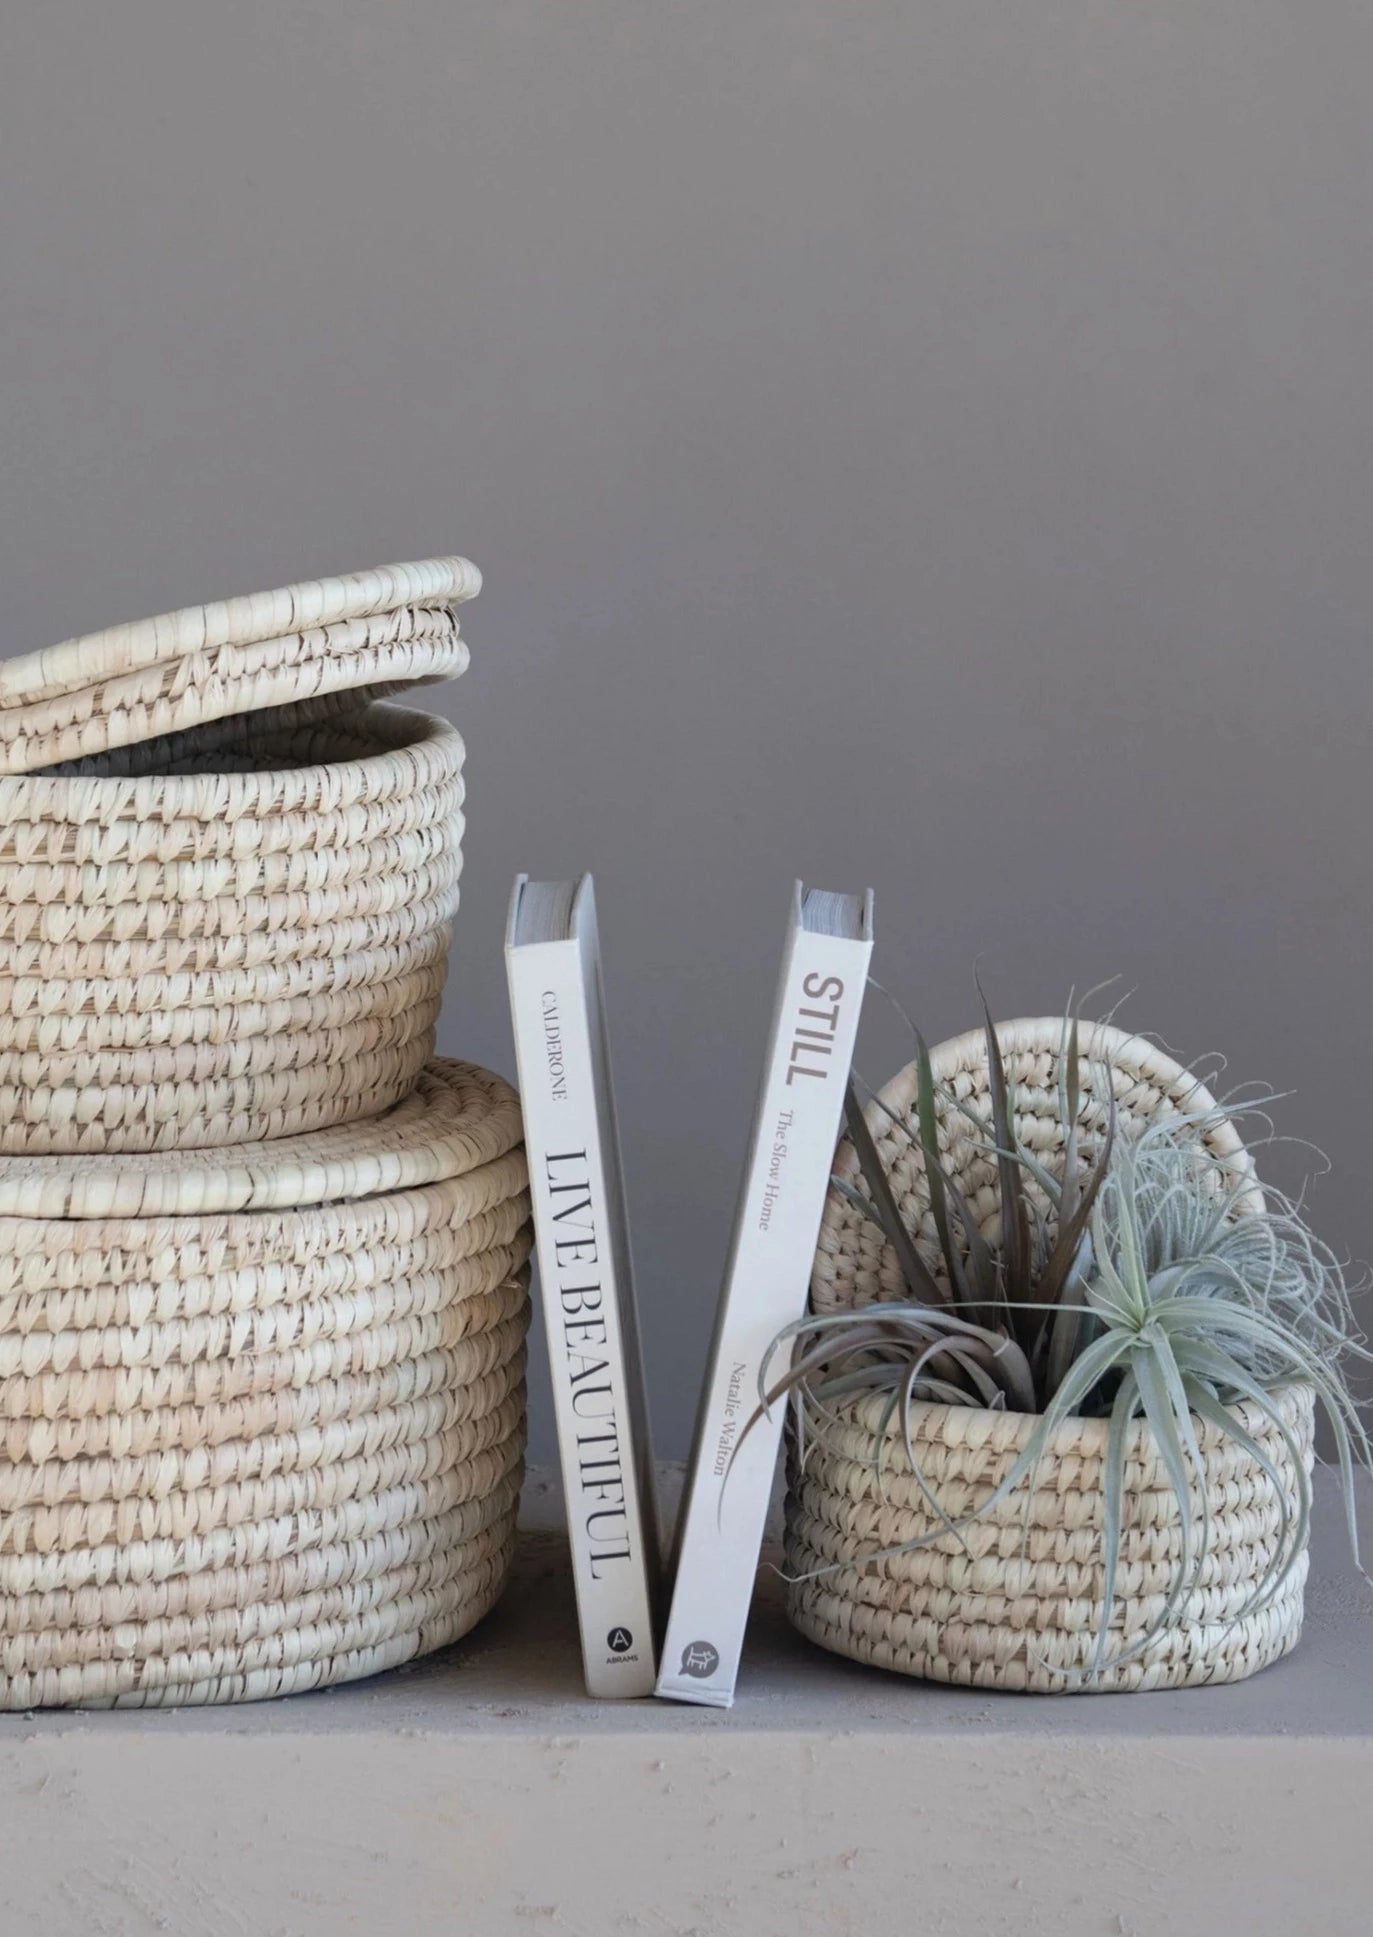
[787,1017,1314,1692]
[0,1058,530,1707]
[0,559,478,1154]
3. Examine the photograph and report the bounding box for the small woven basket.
[0,1058,530,1708]
[787,1018,1315,1693]
[0,559,478,1154]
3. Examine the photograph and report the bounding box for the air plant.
[815,1001,1116,1421]
[758,1005,1373,1673]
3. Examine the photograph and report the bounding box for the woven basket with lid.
[787,1018,1315,1693]
[0,1058,530,1708]
[0,558,479,1154]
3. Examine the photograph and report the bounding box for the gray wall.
[2,4,1370,1459]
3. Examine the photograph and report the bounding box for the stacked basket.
[0,557,479,1154]
[0,559,532,1706]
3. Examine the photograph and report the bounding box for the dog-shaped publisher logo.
[679,1640,720,1678]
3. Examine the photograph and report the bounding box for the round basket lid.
[0,1059,522,1220]
[0,556,481,776]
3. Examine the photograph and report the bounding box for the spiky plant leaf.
[842,1079,948,1309]
[1095,1366,1139,1674]
[866,1085,1004,1316]
[979,988,1031,1323]
[914,1030,972,1309]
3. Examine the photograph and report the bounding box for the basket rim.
[0,1058,523,1221]
[812,1377,1314,1462]
[0,702,464,817]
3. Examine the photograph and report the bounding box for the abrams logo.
[604,1626,641,1666]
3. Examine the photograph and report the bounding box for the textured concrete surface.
[1,1468,1370,1934]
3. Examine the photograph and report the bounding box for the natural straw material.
[0,1057,521,1218]
[0,556,480,773]
[786,1384,1313,1692]
[812,1018,1259,1318]
[789,1018,1310,1692]
[0,558,477,1153]
[0,702,466,1154]
[0,1058,531,1709]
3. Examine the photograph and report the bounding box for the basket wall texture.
[0,558,478,1154]
[788,1017,1314,1692]
[0,1059,530,1708]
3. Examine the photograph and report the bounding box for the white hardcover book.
[506,874,661,1697]
[656,881,874,1708]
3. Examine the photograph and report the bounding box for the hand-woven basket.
[0,559,478,1154]
[0,1058,530,1708]
[787,1017,1315,1693]
[0,556,479,775]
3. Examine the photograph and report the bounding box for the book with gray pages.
[505,875,661,1697]
[656,881,874,1707]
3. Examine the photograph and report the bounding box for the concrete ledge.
[2,1470,1371,1935]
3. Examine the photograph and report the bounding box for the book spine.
[507,937,657,1698]
[656,923,872,1707]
